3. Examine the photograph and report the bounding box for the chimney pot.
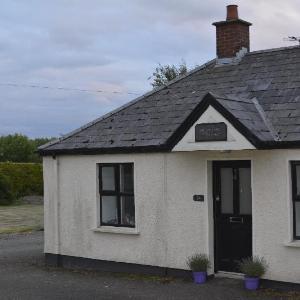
[227,5,238,20]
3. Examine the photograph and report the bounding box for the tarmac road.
[0,232,291,300]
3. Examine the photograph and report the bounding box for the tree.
[0,134,33,162]
[0,134,53,163]
[150,61,188,88]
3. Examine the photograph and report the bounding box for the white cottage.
[40,5,300,285]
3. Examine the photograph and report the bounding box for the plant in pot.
[239,256,268,291]
[187,254,210,284]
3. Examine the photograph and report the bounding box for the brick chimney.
[213,5,252,59]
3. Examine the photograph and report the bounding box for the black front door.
[213,160,252,272]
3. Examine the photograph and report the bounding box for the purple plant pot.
[193,272,207,284]
[244,276,260,290]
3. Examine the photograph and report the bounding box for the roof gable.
[172,104,256,151]
[166,92,274,150]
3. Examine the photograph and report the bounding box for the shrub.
[187,254,211,272]
[0,163,43,204]
[239,256,268,278]
[0,173,13,205]
[0,134,53,163]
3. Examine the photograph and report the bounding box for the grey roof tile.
[40,46,300,154]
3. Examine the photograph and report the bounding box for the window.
[99,163,135,227]
[291,162,300,240]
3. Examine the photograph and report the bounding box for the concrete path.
[0,232,296,299]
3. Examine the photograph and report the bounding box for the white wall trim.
[56,157,61,255]
[92,227,140,235]
[286,159,294,243]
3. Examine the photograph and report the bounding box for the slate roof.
[209,94,276,142]
[39,45,300,155]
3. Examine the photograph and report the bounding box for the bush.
[0,173,13,205]
[239,256,268,278]
[187,254,211,272]
[0,163,43,204]
[0,134,54,163]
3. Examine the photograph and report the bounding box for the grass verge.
[0,204,43,234]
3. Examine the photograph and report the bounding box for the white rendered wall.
[44,149,300,283]
[43,153,210,272]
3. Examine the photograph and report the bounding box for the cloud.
[0,0,299,137]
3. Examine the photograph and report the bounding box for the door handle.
[229,217,243,223]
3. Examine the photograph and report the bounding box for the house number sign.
[195,122,227,142]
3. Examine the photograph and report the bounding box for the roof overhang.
[39,93,300,156]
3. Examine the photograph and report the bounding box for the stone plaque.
[195,122,227,142]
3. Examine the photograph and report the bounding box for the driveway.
[0,232,298,300]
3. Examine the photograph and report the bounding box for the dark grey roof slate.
[40,45,300,155]
[212,94,275,142]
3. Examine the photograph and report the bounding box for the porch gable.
[172,105,256,151]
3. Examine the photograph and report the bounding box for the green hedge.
[0,163,43,205]
[0,173,13,205]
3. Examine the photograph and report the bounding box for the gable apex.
[167,92,271,151]
[172,104,256,151]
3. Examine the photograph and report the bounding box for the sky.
[0,0,299,138]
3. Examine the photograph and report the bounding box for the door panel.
[214,161,252,272]
[220,168,234,214]
[239,168,252,215]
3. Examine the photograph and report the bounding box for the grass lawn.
[0,204,43,234]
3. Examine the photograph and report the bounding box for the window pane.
[102,166,115,191]
[120,164,134,193]
[102,196,118,225]
[296,166,300,196]
[221,168,233,214]
[295,202,300,237]
[239,168,252,215]
[121,196,135,226]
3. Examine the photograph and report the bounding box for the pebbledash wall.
[44,149,300,284]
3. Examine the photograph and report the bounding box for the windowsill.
[284,240,300,248]
[92,226,140,235]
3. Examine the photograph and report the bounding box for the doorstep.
[215,271,243,280]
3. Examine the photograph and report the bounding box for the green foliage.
[150,61,188,88]
[0,134,53,163]
[0,163,43,204]
[239,256,268,278]
[187,254,211,272]
[0,173,13,205]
